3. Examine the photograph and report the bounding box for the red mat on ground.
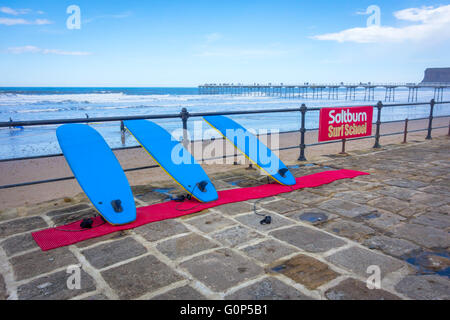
[32,169,368,251]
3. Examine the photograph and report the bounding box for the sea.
[0,87,448,160]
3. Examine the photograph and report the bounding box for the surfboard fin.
[278,168,289,178]
[111,199,123,213]
[196,181,208,193]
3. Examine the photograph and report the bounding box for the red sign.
[318,106,373,142]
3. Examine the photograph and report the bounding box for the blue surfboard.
[203,115,296,186]
[124,120,218,203]
[56,124,136,225]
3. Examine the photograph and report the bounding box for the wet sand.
[0,117,448,211]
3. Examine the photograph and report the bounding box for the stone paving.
[0,137,449,300]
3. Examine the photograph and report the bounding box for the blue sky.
[0,0,449,86]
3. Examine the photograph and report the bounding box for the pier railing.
[0,99,449,189]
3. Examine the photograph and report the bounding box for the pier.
[198,83,450,102]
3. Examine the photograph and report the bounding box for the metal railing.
[0,99,449,190]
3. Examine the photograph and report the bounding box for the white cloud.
[312,5,450,43]
[7,45,41,54]
[0,18,52,26]
[0,7,32,15]
[34,19,52,25]
[0,18,28,25]
[7,46,91,56]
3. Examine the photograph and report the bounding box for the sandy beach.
[0,116,448,211]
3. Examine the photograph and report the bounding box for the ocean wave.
[0,91,281,107]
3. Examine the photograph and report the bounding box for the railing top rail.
[0,106,320,128]
[1,100,448,128]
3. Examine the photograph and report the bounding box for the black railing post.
[298,104,307,161]
[339,139,347,154]
[180,107,190,147]
[426,99,435,140]
[373,101,383,148]
[402,118,408,144]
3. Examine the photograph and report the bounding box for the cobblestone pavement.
[0,137,449,300]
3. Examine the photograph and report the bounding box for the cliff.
[421,68,450,83]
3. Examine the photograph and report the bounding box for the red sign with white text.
[318,106,373,142]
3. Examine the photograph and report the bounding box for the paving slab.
[211,225,264,248]
[278,190,329,205]
[268,254,339,289]
[101,255,184,299]
[269,226,346,253]
[325,278,400,300]
[184,212,236,233]
[318,199,378,218]
[17,269,96,300]
[324,220,375,242]
[180,249,263,292]
[362,210,406,230]
[151,285,207,300]
[419,184,450,196]
[332,190,381,204]
[376,186,419,201]
[410,212,450,229]
[392,223,450,249]
[306,181,350,197]
[81,237,147,269]
[1,232,38,257]
[10,247,78,281]
[136,190,170,204]
[240,239,297,264]
[75,230,131,248]
[395,275,450,300]
[0,216,47,238]
[225,277,314,300]
[339,180,383,192]
[261,199,306,215]
[367,197,410,215]
[363,235,421,258]
[134,219,189,242]
[385,179,428,189]
[326,246,407,278]
[214,202,254,216]
[156,233,219,260]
